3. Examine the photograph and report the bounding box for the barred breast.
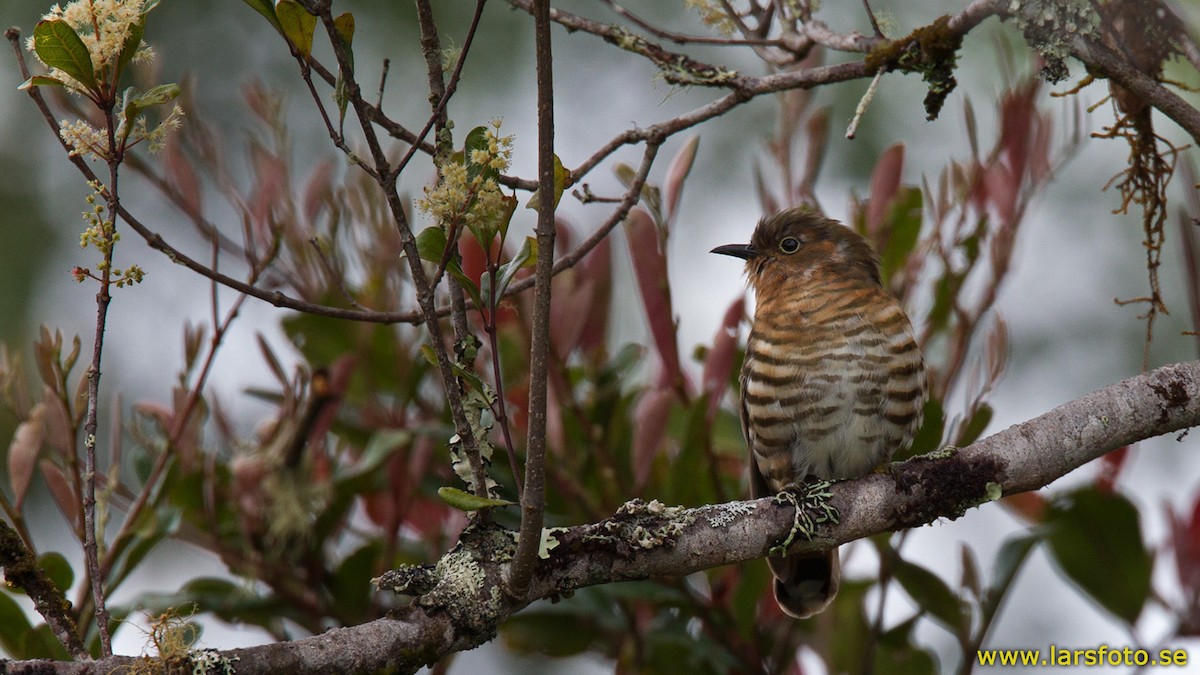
[741,276,925,494]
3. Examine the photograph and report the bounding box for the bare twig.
[376,57,390,108]
[508,0,555,599]
[390,0,488,182]
[312,6,492,495]
[846,70,883,139]
[600,0,782,47]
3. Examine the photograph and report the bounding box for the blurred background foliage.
[1,1,1200,673]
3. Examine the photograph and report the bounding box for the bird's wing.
[740,372,772,500]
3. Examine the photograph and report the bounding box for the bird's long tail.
[767,548,840,619]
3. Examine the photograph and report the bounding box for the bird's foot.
[769,479,839,557]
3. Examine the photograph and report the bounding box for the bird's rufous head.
[710,207,882,290]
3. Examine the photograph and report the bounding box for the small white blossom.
[59,118,107,159]
[30,0,153,92]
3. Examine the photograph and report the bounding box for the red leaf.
[625,208,688,396]
[866,143,905,240]
[1168,495,1200,599]
[797,107,830,203]
[752,162,779,214]
[998,81,1040,182]
[664,135,700,223]
[1002,492,1046,523]
[577,236,612,355]
[163,135,202,220]
[458,232,499,286]
[1095,445,1131,493]
[702,297,745,423]
[983,163,1018,226]
[549,271,593,358]
[631,389,673,491]
[40,460,79,530]
[302,158,335,224]
[8,403,46,510]
[247,143,287,244]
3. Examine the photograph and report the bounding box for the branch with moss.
[5,361,1197,674]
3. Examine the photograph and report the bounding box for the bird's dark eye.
[779,237,801,254]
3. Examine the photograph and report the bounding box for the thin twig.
[390,0,489,182]
[313,6,491,494]
[846,70,883,139]
[376,57,390,108]
[308,237,368,310]
[484,261,523,496]
[509,0,555,599]
[600,0,782,47]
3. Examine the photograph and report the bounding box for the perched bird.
[711,207,926,618]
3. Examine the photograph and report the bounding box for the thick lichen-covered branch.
[6,361,1198,675]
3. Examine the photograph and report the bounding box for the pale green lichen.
[539,527,569,559]
[1007,0,1100,83]
[924,445,959,460]
[372,564,438,596]
[404,525,515,636]
[604,499,694,549]
[984,481,1003,501]
[190,649,239,675]
[706,501,757,528]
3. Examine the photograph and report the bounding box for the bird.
[711,206,926,619]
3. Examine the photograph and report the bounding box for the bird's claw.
[768,479,839,556]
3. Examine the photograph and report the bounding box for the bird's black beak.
[710,243,757,260]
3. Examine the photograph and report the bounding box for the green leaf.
[338,429,409,482]
[20,624,69,660]
[1044,487,1152,624]
[485,237,537,302]
[333,12,355,44]
[275,0,317,57]
[241,0,283,33]
[451,265,485,313]
[463,125,495,182]
[32,20,96,91]
[0,591,33,656]
[991,533,1038,590]
[437,486,514,511]
[330,542,380,620]
[115,18,145,80]
[132,82,181,108]
[526,154,570,211]
[415,226,447,264]
[331,12,355,126]
[899,398,945,460]
[954,403,992,447]
[17,75,66,90]
[890,554,966,632]
[37,552,73,593]
[982,532,1039,622]
[108,510,180,592]
[122,83,181,133]
[418,346,481,391]
[501,610,596,657]
[874,615,940,675]
[415,226,484,309]
[879,186,923,284]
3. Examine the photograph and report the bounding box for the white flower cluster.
[418,120,514,230]
[27,0,154,93]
